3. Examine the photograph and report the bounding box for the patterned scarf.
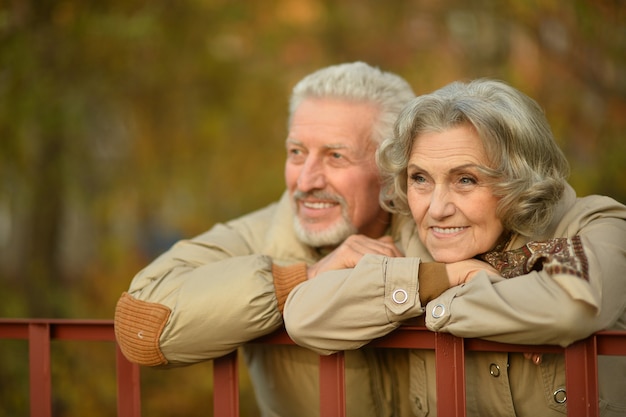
[479,236,589,281]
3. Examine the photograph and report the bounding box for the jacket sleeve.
[425,197,626,347]
[284,254,449,355]
[114,220,306,367]
[285,196,626,353]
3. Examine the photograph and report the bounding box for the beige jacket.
[114,191,419,417]
[285,185,626,416]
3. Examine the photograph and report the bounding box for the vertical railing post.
[319,352,346,417]
[435,332,466,417]
[116,345,142,417]
[565,336,599,417]
[213,350,239,417]
[29,322,52,417]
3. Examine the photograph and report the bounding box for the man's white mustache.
[293,190,344,204]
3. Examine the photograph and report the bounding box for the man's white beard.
[291,189,358,247]
[293,216,357,248]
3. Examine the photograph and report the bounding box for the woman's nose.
[428,185,456,219]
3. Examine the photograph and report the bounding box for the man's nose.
[428,185,456,219]
[297,158,327,192]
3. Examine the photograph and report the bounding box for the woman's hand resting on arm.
[445,258,501,286]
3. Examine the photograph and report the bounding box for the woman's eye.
[456,176,479,189]
[410,173,427,184]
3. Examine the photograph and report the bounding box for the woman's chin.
[430,250,473,264]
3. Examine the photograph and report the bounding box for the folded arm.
[114,223,304,366]
[284,254,449,355]
[428,205,626,346]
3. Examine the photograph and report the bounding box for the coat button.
[431,304,445,318]
[553,388,567,404]
[392,289,408,304]
[489,363,501,377]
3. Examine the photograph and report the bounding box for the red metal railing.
[1,319,625,417]
[0,319,140,417]
[253,326,626,417]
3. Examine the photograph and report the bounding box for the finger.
[377,236,395,245]
[340,235,375,254]
[337,235,402,261]
[359,240,402,257]
[523,353,543,365]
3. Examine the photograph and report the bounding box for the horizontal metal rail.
[1,319,625,417]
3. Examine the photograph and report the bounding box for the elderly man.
[114,62,415,416]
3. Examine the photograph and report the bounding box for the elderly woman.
[284,79,626,416]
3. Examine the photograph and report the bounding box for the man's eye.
[330,152,343,159]
[287,148,306,163]
[288,148,305,159]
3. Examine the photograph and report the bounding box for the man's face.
[285,98,388,247]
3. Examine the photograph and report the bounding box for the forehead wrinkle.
[286,138,349,149]
[325,143,350,150]
[289,138,361,157]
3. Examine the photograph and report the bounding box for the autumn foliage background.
[0,1,624,416]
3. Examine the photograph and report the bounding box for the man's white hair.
[288,62,415,145]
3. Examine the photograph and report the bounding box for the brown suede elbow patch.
[272,263,308,313]
[114,292,171,366]
[417,262,450,305]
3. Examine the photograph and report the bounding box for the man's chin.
[294,220,357,248]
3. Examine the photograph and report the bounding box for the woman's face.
[406,124,504,262]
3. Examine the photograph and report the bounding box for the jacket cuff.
[114,292,171,366]
[418,262,450,305]
[273,263,308,313]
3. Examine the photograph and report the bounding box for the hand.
[524,353,543,365]
[307,235,403,279]
[445,259,500,286]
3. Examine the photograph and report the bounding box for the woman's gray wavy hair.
[289,62,415,145]
[377,79,570,237]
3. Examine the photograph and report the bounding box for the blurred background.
[0,0,624,415]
